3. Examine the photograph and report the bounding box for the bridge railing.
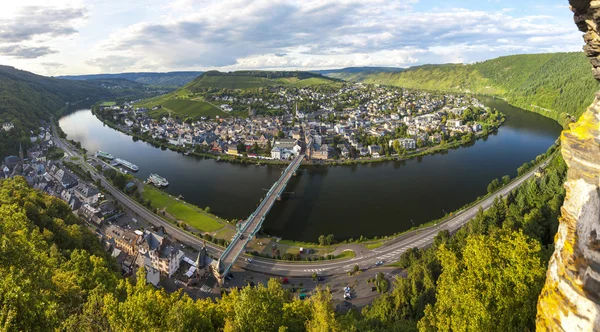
[218,153,306,272]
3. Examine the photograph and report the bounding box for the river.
[58,97,562,242]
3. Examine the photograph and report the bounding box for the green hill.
[185,70,341,91]
[0,66,152,157]
[330,52,598,124]
[58,71,203,88]
[134,88,227,118]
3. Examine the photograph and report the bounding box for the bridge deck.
[218,153,305,276]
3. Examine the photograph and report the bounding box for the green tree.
[419,231,546,332]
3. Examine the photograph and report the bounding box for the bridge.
[215,150,306,281]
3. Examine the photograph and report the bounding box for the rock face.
[536,1,600,330]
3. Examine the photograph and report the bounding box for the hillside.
[332,52,598,124]
[185,70,341,91]
[318,66,404,81]
[58,71,203,88]
[133,88,227,119]
[0,66,162,158]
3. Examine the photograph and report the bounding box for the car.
[317,276,325,282]
[282,277,289,284]
[245,258,253,263]
[300,288,307,293]
[375,260,384,266]
[227,272,234,279]
[290,287,297,293]
[371,286,377,292]
[248,281,255,287]
[240,234,244,239]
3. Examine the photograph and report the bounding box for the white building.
[139,231,184,277]
[2,122,14,131]
[389,138,416,150]
[447,119,462,128]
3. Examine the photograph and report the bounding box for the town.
[95,84,504,163]
[0,122,400,304]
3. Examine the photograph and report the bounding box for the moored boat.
[148,173,169,187]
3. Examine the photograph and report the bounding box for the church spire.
[19,142,23,164]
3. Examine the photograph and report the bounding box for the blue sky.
[0,0,583,75]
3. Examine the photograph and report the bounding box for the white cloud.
[0,0,583,73]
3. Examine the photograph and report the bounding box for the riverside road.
[53,124,549,277]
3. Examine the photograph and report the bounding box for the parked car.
[375,260,384,266]
[317,276,325,282]
[282,277,289,284]
[245,258,253,263]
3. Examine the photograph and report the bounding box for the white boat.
[114,158,138,171]
[148,173,169,187]
[95,150,114,160]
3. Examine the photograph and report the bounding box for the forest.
[0,148,567,331]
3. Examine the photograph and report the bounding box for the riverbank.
[91,106,504,167]
[61,101,561,242]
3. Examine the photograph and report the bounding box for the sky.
[0,0,584,75]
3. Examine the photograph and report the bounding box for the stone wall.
[536,1,600,330]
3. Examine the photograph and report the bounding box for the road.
[219,153,305,275]
[52,123,548,277]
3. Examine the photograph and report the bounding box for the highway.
[52,123,548,277]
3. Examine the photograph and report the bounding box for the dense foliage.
[327,52,598,124]
[352,153,566,331]
[0,149,566,331]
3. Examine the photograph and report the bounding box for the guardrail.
[218,153,305,271]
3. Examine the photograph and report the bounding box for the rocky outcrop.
[536,1,600,330]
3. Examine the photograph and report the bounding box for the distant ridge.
[315,66,405,75]
[58,71,203,87]
[185,70,340,90]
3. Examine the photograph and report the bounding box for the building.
[139,231,184,277]
[271,139,299,160]
[368,145,381,155]
[2,122,14,131]
[105,225,141,256]
[271,146,281,159]
[78,204,103,225]
[73,184,100,205]
[312,144,332,160]
[226,145,239,156]
[389,138,416,150]
[447,119,462,128]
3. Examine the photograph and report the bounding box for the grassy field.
[134,90,227,119]
[100,101,116,106]
[142,186,225,233]
[290,77,342,87]
[188,75,276,89]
